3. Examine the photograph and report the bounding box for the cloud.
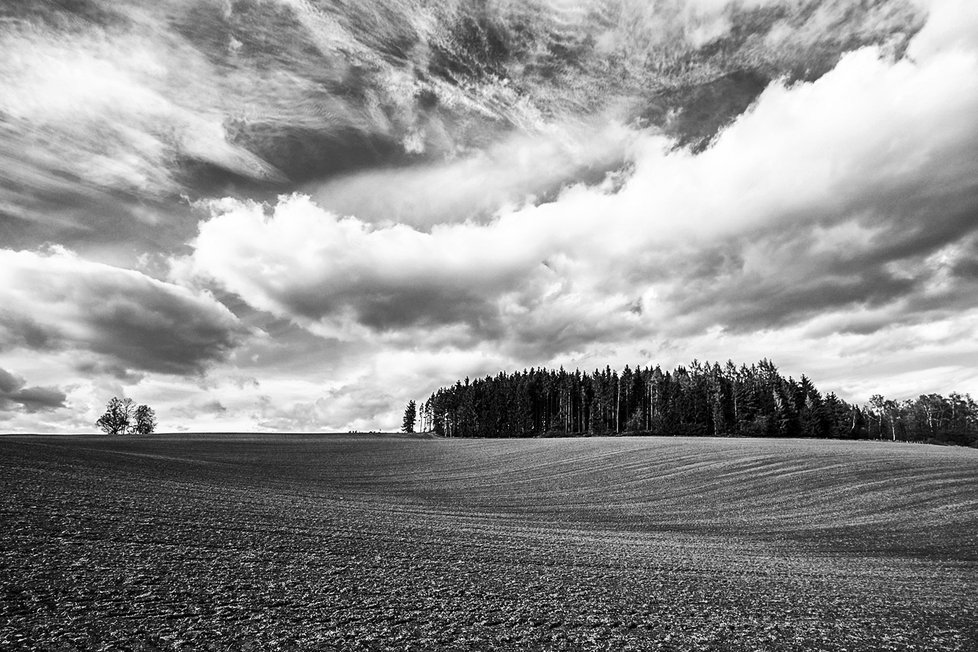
[0,15,284,196]
[177,0,978,420]
[307,122,636,227]
[2,0,972,433]
[908,0,978,58]
[0,0,924,214]
[180,193,550,342]
[0,0,926,284]
[225,344,517,432]
[630,41,978,331]
[0,248,245,376]
[188,32,978,341]
[255,386,396,433]
[0,367,67,413]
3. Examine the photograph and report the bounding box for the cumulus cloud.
[0,367,67,414]
[908,0,978,58]
[181,194,548,342]
[168,0,978,428]
[0,248,245,375]
[187,23,978,342]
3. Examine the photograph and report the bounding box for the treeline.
[419,360,978,447]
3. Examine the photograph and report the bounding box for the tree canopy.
[96,397,157,435]
[402,400,417,434]
[421,360,978,446]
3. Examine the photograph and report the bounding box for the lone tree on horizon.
[402,400,417,433]
[96,397,157,435]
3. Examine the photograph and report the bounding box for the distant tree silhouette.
[96,397,157,435]
[402,400,417,433]
[423,360,978,446]
[134,404,157,435]
[96,397,135,435]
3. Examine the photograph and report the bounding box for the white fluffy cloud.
[909,0,978,57]
[175,0,978,426]
[182,194,551,342]
[188,27,978,332]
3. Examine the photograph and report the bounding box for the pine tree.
[402,400,417,433]
[418,360,978,447]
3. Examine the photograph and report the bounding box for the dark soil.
[2,434,976,651]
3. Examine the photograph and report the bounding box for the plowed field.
[2,434,976,651]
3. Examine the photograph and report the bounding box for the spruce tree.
[402,400,417,433]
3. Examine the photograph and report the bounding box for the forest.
[419,360,978,447]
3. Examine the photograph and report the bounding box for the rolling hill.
[1,434,975,650]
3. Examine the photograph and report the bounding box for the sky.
[2,0,978,433]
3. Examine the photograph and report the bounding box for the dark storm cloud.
[0,249,245,376]
[0,367,66,413]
